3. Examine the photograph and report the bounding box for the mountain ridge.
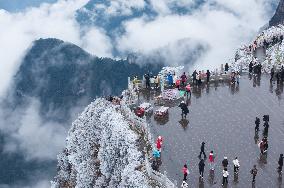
[8,37,162,122]
[270,0,284,27]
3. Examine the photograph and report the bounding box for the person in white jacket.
[181,181,188,188]
[233,157,240,174]
[222,168,229,186]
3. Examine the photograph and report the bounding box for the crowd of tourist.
[140,68,284,188]
[132,63,283,187]
[178,115,283,187]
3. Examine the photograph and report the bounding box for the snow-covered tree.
[51,99,152,188]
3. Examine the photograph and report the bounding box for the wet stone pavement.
[138,74,284,188]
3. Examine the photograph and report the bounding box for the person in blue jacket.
[153,148,161,159]
[167,73,173,86]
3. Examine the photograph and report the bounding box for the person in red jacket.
[156,141,161,152]
[181,72,187,87]
[209,151,215,170]
[157,136,163,144]
[185,84,191,99]
[176,79,181,90]
[182,164,189,181]
[156,136,163,152]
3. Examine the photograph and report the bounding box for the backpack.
[251,169,257,175]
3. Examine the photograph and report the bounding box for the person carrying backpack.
[251,165,258,183]
[179,101,189,119]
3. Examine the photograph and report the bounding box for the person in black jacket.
[278,154,283,175]
[199,159,205,178]
[192,70,197,84]
[255,117,260,132]
[263,121,269,136]
[251,165,258,183]
[179,101,189,119]
[222,157,229,169]
[198,142,206,159]
[281,66,284,82]
[145,74,150,89]
[206,70,211,83]
[249,61,253,74]
[270,68,274,81]
[277,72,281,84]
[225,63,229,72]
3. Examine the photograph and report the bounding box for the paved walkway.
[139,74,284,188]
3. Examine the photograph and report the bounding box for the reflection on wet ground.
[138,74,284,188]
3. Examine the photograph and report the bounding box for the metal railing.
[128,72,232,91]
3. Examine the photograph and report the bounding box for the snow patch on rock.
[51,98,150,188]
[232,25,284,73]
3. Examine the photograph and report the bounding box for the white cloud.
[116,0,276,71]
[29,180,50,188]
[81,27,113,57]
[0,0,112,98]
[1,98,67,160]
[105,0,146,16]
[149,0,171,15]
[0,179,51,188]
[149,0,196,15]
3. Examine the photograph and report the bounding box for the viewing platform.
[127,71,284,188]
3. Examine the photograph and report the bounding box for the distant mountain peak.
[269,0,284,27]
[8,37,162,122]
